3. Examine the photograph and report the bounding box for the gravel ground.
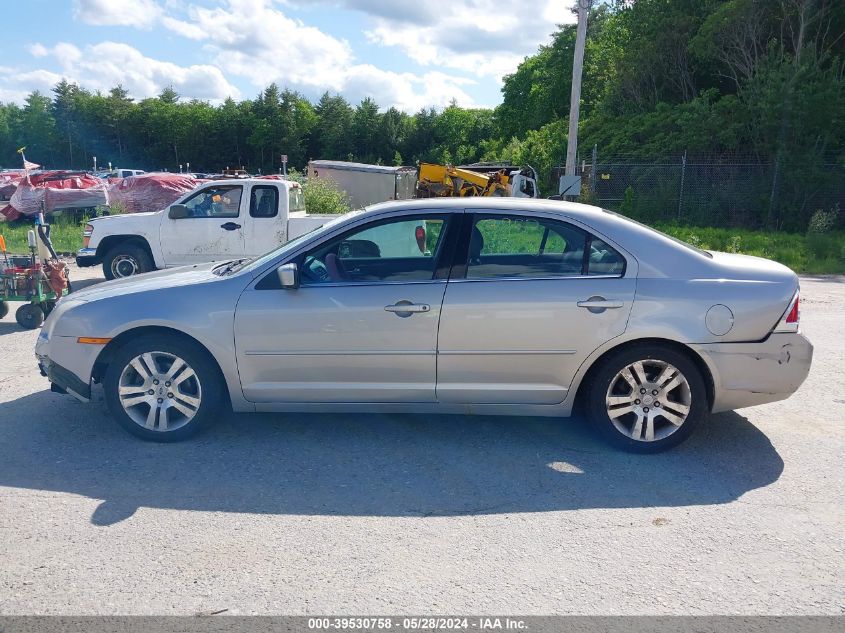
[0,263,842,615]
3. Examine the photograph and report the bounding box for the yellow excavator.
[416,163,539,199]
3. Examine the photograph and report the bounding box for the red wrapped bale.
[0,204,17,220]
[107,173,204,214]
[0,171,23,199]
[6,171,108,218]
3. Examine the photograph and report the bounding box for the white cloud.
[19,0,543,111]
[73,0,163,28]
[15,41,240,103]
[53,43,84,69]
[342,66,476,112]
[83,41,240,101]
[160,15,207,40]
[29,43,49,58]
[178,0,353,90]
[158,0,476,110]
[0,68,65,104]
[362,1,576,79]
[307,0,576,79]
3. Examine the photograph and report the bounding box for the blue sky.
[0,0,574,112]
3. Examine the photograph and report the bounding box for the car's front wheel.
[103,335,225,442]
[586,344,707,453]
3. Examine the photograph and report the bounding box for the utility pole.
[565,0,589,177]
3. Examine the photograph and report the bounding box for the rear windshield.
[603,209,713,258]
[289,186,305,213]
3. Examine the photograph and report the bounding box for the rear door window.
[250,186,279,218]
[464,215,624,279]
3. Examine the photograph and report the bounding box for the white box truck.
[307,160,417,210]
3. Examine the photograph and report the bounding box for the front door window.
[300,215,449,284]
[182,185,242,218]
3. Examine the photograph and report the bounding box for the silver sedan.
[35,199,813,452]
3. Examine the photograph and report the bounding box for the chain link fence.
[566,150,845,230]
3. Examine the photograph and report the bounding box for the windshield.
[220,211,361,276]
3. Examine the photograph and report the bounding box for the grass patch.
[1,215,842,274]
[0,215,88,254]
[654,224,845,275]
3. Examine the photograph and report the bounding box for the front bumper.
[36,331,95,403]
[38,355,91,402]
[693,332,814,413]
[76,247,99,268]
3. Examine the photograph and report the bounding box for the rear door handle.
[385,301,431,317]
[577,296,624,312]
[221,222,242,231]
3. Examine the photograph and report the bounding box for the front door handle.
[385,301,431,317]
[577,296,624,313]
[221,222,242,231]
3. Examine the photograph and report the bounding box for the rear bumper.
[692,332,813,413]
[76,247,99,268]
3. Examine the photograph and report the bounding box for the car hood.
[69,262,222,302]
[707,251,798,284]
[89,210,160,223]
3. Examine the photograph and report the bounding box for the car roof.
[366,196,605,218]
[364,197,632,236]
[202,178,295,186]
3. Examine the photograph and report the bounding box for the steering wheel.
[303,255,330,282]
[324,253,347,281]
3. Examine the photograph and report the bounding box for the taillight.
[774,292,800,333]
[415,225,426,253]
[785,295,799,323]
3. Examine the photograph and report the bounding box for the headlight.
[38,329,49,343]
[83,223,94,248]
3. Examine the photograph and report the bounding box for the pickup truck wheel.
[103,243,153,280]
[103,335,225,442]
[0,300,8,319]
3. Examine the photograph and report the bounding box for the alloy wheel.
[118,351,202,432]
[605,359,692,442]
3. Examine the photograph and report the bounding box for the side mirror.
[276,262,299,289]
[168,204,189,219]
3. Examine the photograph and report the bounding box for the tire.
[0,300,8,319]
[586,344,707,453]
[103,243,153,280]
[103,334,226,442]
[15,304,45,329]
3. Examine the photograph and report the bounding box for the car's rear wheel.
[103,335,224,442]
[103,243,153,280]
[586,344,707,453]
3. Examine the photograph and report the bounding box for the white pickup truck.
[77,178,337,279]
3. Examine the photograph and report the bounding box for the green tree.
[352,97,381,162]
[18,92,57,167]
[312,92,353,159]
